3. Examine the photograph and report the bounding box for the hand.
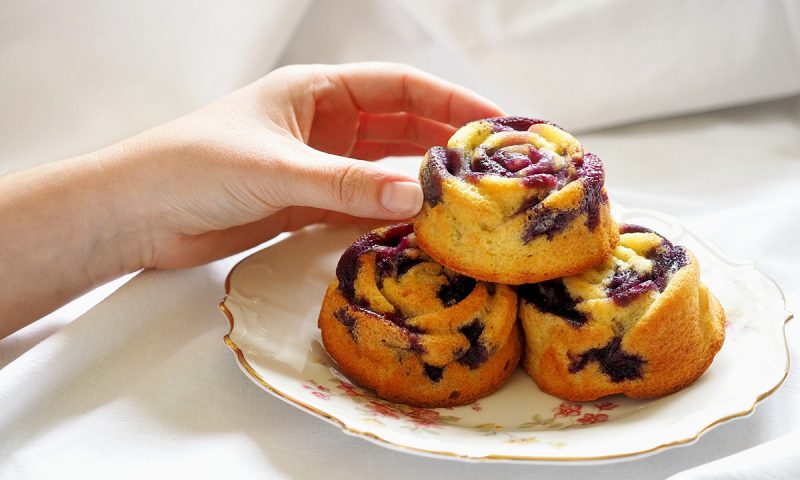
[0,62,503,335]
[115,62,503,269]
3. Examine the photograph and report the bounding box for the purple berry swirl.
[331,223,517,376]
[414,116,618,285]
[420,116,608,243]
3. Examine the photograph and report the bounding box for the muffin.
[415,116,618,285]
[518,224,725,401]
[318,223,521,407]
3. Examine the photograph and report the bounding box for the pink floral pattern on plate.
[223,207,791,461]
[302,376,619,444]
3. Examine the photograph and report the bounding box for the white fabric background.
[1,1,799,478]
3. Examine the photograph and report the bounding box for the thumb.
[278,143,424,220]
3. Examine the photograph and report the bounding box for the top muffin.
[414,116,618,284]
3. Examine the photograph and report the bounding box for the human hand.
[0,62,503,335]
[112,62,504,270]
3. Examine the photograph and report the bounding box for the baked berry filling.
[422,120,579,189]
[337,224,480,311]
[486,116,558,132]
[607,225,689,306]
[521,223,690,317]
[423,364,444,382]
[336,223,414,301]
[332,308,358,341]
[457,319,489,369]
[335,223,496,372]
[437,275,477,307]
[606,268,657,306]
[568,336,645,382]
[518,280,586,326]
[420,117,609,244]
[520,224,693,383]
[521,153,607,242]
[419,147,450,206]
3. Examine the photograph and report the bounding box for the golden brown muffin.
[318,223,521,407]
[519,224,725,401]
[415,116,618,285]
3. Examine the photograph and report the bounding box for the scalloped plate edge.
[219,215,793,463]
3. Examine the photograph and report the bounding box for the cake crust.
[519,225,726,401]
[318,223,521,407]
[415,117,618,285]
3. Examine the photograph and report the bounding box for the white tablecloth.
[1,1,798,478]
[1,96,798,479]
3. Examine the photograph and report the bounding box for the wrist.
[84,138,164,275]
[0,151,142,335]
[50,150,144,283]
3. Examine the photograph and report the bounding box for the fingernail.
[381,181,423,216]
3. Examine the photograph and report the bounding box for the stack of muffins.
[318,117,725,407]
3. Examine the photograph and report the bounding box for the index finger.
[328,62,505,127]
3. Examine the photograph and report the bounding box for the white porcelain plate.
[220,206,791,463]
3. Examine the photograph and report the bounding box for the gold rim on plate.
[219,224,793,463]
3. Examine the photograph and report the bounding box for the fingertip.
[448,85,506,126]
[380,180,423,217]
[334,62,505,127]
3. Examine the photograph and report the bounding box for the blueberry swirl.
[415,116,618,285]
[518,224,725,401]
[319,224,521,407]
[421,117,605,241]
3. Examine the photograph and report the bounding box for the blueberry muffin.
[415,116,618,285]
[519,224,725,401]
[318,223,521,407]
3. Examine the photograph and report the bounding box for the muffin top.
[420,116,607,243]
[334,223,518,371]
[336,223,477,318]
[520,224,690,329]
